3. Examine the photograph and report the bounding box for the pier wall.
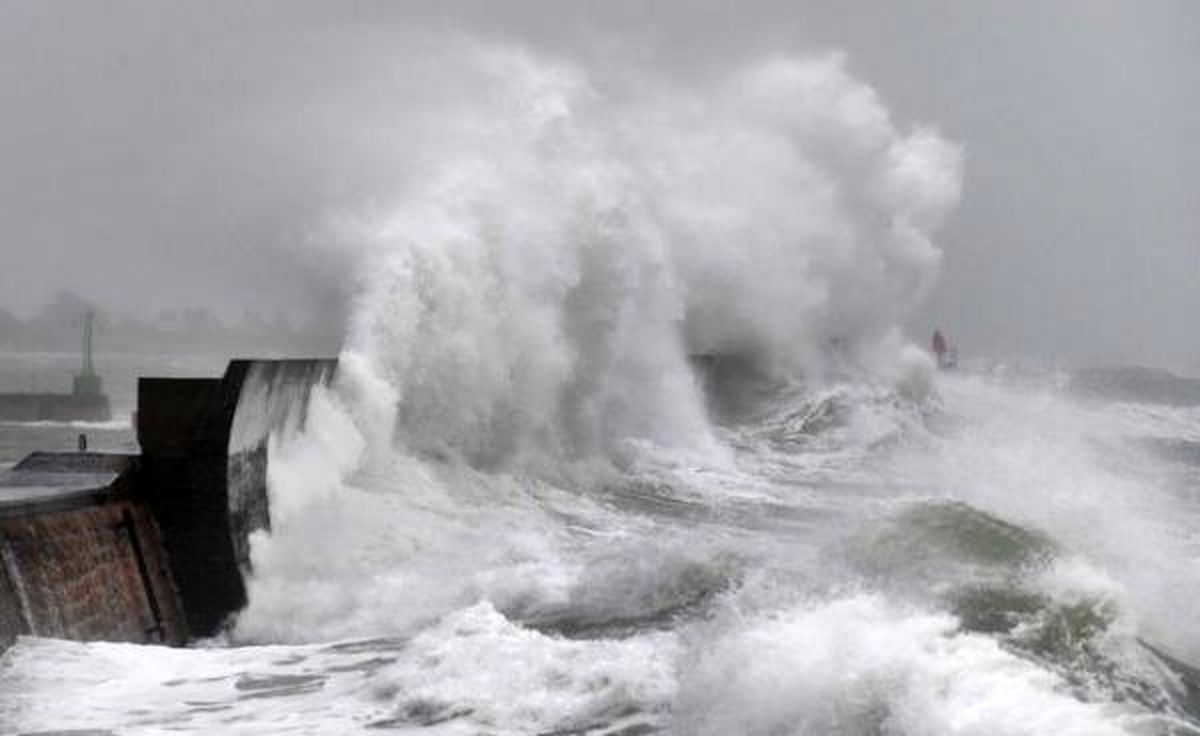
[0,499,184,649]
[0,453,185,650]
[0,358,336,651]
[139,359,336,637]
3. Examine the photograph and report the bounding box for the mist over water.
[5,39,1200,736]
[331,46,960,470]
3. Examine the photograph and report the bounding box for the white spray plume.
[332,44,961,471]
[240,42,962,641]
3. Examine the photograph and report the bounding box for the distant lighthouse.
[72,310,104,398]
[0,310,112,421]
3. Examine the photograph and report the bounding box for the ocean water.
[3,367,1200,735]
[4,48,1199,735]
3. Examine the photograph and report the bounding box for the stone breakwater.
[0,359,335,651]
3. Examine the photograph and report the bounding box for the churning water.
[4,48,1200,735]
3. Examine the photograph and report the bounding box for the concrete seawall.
[0,453,184,649]
[0,358,336,651]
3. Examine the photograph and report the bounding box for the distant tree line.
[0,291,340,356]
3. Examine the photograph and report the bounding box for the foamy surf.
[6,370,1200,735]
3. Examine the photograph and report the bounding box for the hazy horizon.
[1,1,1196,369]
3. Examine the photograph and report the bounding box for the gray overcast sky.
[1,1,1197,367]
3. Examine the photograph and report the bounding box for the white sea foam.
[329,45,961,473]
[6,594,1178,735]
[675,593,1142,736]
[2,603,677,735]
[895,374,1200,661]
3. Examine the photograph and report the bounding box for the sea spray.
[232,44,962,645]
[332,46,962,472]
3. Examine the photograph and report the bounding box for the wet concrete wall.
[138,359,336,638]
[0,501,184,648]
[0,358,336,650]
[227,360,337,566]
[0,454,185,650]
